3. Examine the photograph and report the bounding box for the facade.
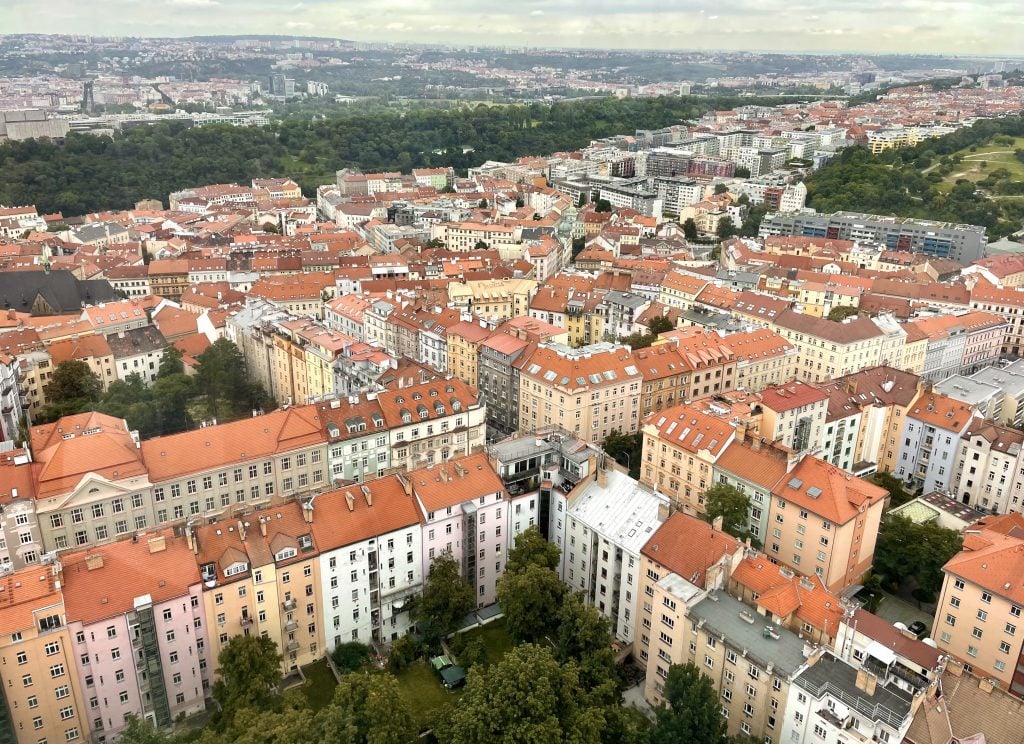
[772,310,888,384]
[477,333,533,437]
[518,342,642,445]
[894,392,976,493]
[107,326,168,385]
[311,476,423,651]
[722,328,799,394]
[558,467,668,643]
[0,564,89,744]
[951,421,1024,512]
[759,381,830,459]
[61,532,208,740]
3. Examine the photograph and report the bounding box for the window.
[49,663,66,678]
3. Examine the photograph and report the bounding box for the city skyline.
[4,0,1024,57]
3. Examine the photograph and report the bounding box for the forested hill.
[0,95,793,216]
[805,114,1024,239]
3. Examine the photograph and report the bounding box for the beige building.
[445,320,492,388]
[193,500,324,675]
[933,513,1024,695]
[518,342,641,445]
[721,328,799,394]
[447,278,537,321]
[0,564,89,744]
[772,309,888,383]
[641,400,737,515]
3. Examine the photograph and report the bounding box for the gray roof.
[687,590,809,678]
[970,360,1024,398]
[568,469,667,556]
[603,290,649,310]
[0,270,119,315]
[933,375,1002,406]
[794,653,914,728]
[106,325,167,359]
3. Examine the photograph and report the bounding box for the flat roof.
[794,653,914,726]
[687,590,808,677]
[568,469,667,556]
[934,375,1001,406]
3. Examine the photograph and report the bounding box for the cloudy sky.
[3,0,1022,55]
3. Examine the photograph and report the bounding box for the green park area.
[933,135,1024,195]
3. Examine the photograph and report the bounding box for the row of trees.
[39,338,274,437]
[0,93,796,216]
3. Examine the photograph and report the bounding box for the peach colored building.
[0,564,89,744]
[766,456,886,593]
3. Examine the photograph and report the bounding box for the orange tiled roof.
[0,565,61,635]
[409,453,504,513]
[641,511,740,587]
[772,456,886,525]
[310,476,422,552]
[644,402,735,459]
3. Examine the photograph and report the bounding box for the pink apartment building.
[61,531,209,741]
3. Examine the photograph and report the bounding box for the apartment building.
[632,344,692,420]
[518,342,642,445]
[193,501,322,675]
[640,401,736,515]
[0,563,89,744]
[527,286,605,347]
[767,456,887,593]
[729,556,844,647]
[410,453,507,608]
[933,514,1024,695]
[61,532,207,740]
[721,328,798,394]
[47,335,117,391]
[447,278,537,322]
[634,511,742,672]
[909,311,1006,382]
[894,392,976,493]
[952,422,1024,513]
[558,467,669,643]
[759,211,987,265]
[674,590,808,743]
[713,437,791,548]
[107,326,168,386]
[445,320,492,388]
[783,652,920,744]
[772,310,888,383]
[478,333,534,437]
[759,381,829,459]
[311,476,423,651]
[654,329,739,401]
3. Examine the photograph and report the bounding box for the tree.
[496,563,565,644]
[504,525,560,575]
[648,314,674,335]
[474,239,489,249]
[331,642,371,673]
[556,593,619,703]
[157,345,185,378]
[212,634,282,721]
[413,552,474,646]
[594,198,613,213]
[734,166,751,178]
[478,198,488,208]
[703,483,752,541]
[649,663,728,744]
[435,644,605,744]
[39,360,103,421]
[459,636,488,670]
[682,217,699,241]
[871,472,914,508]
[194,338,269,422]
[603,430,642,479]
[119,715,170,744]
[714,183,729,194]
[716,216,737,240]
[319,672,416,743]
[827,306,860,322]
[873,515,962,600]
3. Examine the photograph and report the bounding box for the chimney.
[711,515,724,533]
[657,501,670,523]
[147,535,166,554]
[855,668,878,696]
[597,467,608,488]
[398,474,412,496]
[302,498,314,524]
[186,527,196,554]
[85,554,104,571]
[259,517,268,537]
[361,485,373,507]
[237,520,247,541]
[344,491,355,512]
[440,468,449,483]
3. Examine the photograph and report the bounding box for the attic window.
[223,562,248,577]
[807,486,823,499]
[275,547,297,562]
[395,396,405,404]
[298,535,313,551]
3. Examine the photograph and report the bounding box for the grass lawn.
[460,619,514,664]
[937,136,1024,193]
[298,659,338,712]
[395,660,462,731]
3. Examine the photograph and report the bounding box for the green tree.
[435,644,605,744]
[504,525,560,575]
[496,563,565,644]
[873,514,963,600]
[194,338,269,421]
[594,198,613,213]
[40,360,102,421]
[319,672,416,743]
[734,166,751,178]
[157,345,185,378]
[603,430,642,479]
[212,634,283,722]
[703,483,752,541]
[716,216,736,240]
[119,715,170,744]
[413,552,474,646]
[714,183,729,194]
[331,642,371,673]
[556,593,619,703]
[826,306,860,322]
[871,472,914,508]
[649,663,728,744]
[682,218,699,241]
[648,314,674,335]
[459,636,488,670]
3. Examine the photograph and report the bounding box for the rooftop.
[794,652,914,728]
[641,511,740,588]
[568,469,667,556]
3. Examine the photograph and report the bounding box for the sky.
[3,0,1023,56]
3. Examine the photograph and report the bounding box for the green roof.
[889,500,940,525]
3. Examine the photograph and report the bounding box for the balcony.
[240,615,253,628]
[286,640,300,652]
[282,599,296,611]
[285,620,298,632]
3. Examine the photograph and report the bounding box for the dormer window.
[223,562,248,577]
[275,547,297,562]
